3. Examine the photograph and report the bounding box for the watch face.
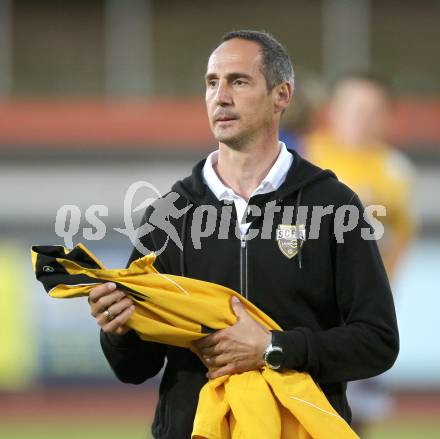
[266,347,283,369]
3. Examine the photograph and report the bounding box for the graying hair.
[221,30,295,91]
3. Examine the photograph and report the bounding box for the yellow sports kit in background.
[305,130,415,277]
[31,243,358,439]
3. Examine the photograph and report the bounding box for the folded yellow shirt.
[31,243,358,439]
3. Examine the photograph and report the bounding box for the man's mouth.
[215,115,238,123]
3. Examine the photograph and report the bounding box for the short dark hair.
[331,72,394,100]
[220,30,294,91]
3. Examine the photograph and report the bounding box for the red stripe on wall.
[0,98,438,148]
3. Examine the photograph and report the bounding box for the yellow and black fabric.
[31,243,358,439]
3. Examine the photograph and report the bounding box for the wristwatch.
[262,333,284,370]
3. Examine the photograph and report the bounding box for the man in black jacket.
[88,30,399,439]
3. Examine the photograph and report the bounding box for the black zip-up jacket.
[100,150,399,439]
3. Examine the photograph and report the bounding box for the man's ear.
[273,82,293,114]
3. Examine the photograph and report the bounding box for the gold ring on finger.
[104,308,114,322]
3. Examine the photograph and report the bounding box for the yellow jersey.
[305,130,415,276]
[32,243,358,439]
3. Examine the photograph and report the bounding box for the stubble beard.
[217,132,249,151]
[216,116,273,152]
[214,120,267,152]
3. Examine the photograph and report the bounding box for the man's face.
[205,39,276,148]
[329,80,391,147]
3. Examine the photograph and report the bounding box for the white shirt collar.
[202,141,293,201]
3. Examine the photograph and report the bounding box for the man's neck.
[214,134,281,201]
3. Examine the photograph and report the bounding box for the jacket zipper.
[240,205,257,299]
[239,196,282,300]
[240,234,248,299]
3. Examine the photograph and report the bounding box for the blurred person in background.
[279,86,313,152]
[305,73,416,435]
[280,76,327,154]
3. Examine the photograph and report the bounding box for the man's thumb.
[231,295,246,319]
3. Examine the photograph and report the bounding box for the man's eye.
[234,80,247,86]
[208,80,217,88]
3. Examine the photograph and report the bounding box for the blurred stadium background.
[0,1,439,438]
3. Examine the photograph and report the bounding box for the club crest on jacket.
[276,224,306,259]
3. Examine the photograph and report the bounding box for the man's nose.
[214,81,232,106]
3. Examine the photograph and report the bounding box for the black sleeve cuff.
[271,329,307,371]
[100,329,141,349]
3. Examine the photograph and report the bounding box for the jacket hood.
[171,149,337,205]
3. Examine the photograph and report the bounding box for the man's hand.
[88,282,135,336]
[193,296,271,379]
